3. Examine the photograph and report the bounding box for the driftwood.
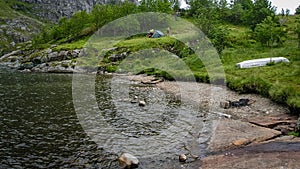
[141,78,163,84]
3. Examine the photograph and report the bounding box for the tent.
[149,29,164,38]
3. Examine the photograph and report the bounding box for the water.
[0,67,213,168]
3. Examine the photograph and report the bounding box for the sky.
[270,0,299,14]
[180,0,299,14]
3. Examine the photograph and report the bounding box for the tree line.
[33,0,300,52]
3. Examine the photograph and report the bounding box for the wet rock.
[19,62,34,70]
[118,153,139,169]
[131,96,138,103]
[179,154,187,162]
[138,100,146,107]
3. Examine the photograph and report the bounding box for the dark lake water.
[0,67,213,168]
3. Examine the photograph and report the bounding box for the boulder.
[58,50,68,60]
[118,153,139,169]
[48,52,59,61]
[71,49,80,58]
[108,52,127,62]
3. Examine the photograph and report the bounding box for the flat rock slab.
[201,151,300,169]
[208,119,282,151]
[247,114,298,128]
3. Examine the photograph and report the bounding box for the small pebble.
[179,154,187,162]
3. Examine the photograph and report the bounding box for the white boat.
[236,57,290,68]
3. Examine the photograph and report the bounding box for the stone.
[220,101,230,109]
[296,117,300,132]
[19,62,34,70]
[48,52,59,61]
[208,119,282,152]
[58,50,68,59]
[232,138,249,146]
[179,154,187,162]
[71,49,80,58]
[118,153,139,169]
[138,100,146,107]
[247,114,298,128]
[0,50,21,61]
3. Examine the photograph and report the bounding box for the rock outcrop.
[0,47,94,73]
[18,0,138,22]
[0,16,43,56]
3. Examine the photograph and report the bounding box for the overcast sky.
[270,0,299,14]
[180,1,300,14]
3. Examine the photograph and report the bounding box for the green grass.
[0,0,17,19]
[221,20,300,113]
[53,37,89,51]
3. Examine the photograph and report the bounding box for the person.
[147,29,155,38]
[147,29,164,38]
[166,27,171,36]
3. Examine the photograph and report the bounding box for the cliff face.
[0,0,135,55]
[18,0,135,22]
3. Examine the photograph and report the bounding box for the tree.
[138,0,172,13]
[228,2,244,24]
[296,5,300,15]
[249,0,276,30]
[254,16,286,47]
[209,25,230,54]
[218,0,230,20]
[68,10,90,36]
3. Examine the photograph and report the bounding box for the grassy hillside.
[79,15,298,113]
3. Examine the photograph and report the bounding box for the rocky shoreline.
[1,50,300,168]
[0,47,92,73]
[128,74,300,168]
